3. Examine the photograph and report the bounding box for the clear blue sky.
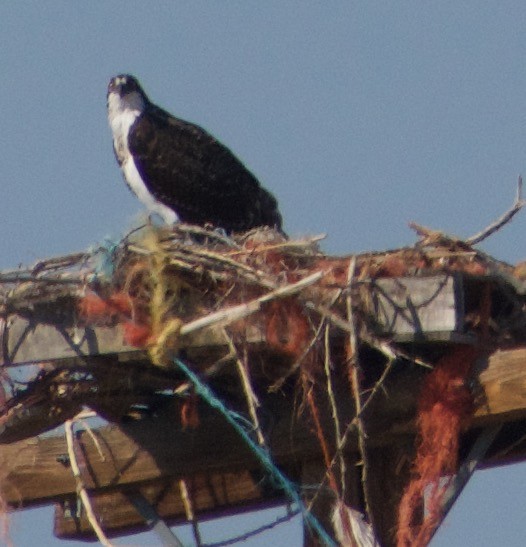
[2,2,526,545]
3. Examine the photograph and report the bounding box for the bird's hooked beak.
[107,75,146,114]
[108,76,128,96]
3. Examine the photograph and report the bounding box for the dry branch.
[467,176,526,245]
[64,419,113,547]
[410,177,526,248]
[178,270,323,338]
[346,257,373,520]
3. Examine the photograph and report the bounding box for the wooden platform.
[0,229,525,545]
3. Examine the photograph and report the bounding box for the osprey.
[107,74,283,233]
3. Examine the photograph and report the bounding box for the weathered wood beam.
[369,274,470,342]
[1,346,525,511]
[53,470,286,540]
[0,274,474,369]
[0,404,294,507]
[474,348,526,424]
[1,234,524,544]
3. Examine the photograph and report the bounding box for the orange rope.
[397,282,492,546]
[396,344,478,546]
[306,386,339,494]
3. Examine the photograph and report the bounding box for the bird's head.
[107,74,148,114]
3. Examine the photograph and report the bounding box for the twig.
[346,256,372,519]
[179,271,323,338]
[269,284,348,391]
[179,479,203,546]
[323,324,346,498]
[167,245,277,287]
[0,274,83,285]
[357,356,396,417]
[226,233,326,256]
[173,349,238,396]
[307,353,396,514]
[360,332,433,369]
[467,175,526,245]
[64,419,114,547]
[304,302,350,332]
[173,357,336,546]
[77,426,106,463]
[129,240,280,289]
[31,252,90,275]
[268,316,326,392]
[408,222,445,240]
[309,291,434,371]
[225,330,266,446]
[302,256,374,532]
[167,223,241,247]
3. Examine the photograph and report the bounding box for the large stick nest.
[0,222,525,443]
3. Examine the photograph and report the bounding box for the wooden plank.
[53,470,285,539]
[368,275,467,341]
[3,321,135,365]
[1,345,525,509]
[1,233,524,544]
[0,419,261,507]
[1,274,470,369]
[0,396,318,508]
[1,318,233,367]
[474,348,526,423]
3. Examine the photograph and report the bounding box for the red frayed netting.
[78,292,153,348]
[78,292,132,321]
[396,344,478,546]
[397,284,491,546]
[265,298,311,358]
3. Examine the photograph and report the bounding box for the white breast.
[107,91,177,224]
[121,156,177,224]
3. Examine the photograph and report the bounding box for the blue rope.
[87,237,121,281]
[173,357,336,546]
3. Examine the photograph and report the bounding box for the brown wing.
[128,105,283,233]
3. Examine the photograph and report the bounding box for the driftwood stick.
[409,178,526,246]
[308,344,396,524]
[225,233,326,258]
[179,271,323,337]
[224,330,266,447]
[166,223,240,247]
[467,176,526,245]
[64,419,114,547]
[323,324,347,497]
[179,479,203,546]
[346,256,376,532]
